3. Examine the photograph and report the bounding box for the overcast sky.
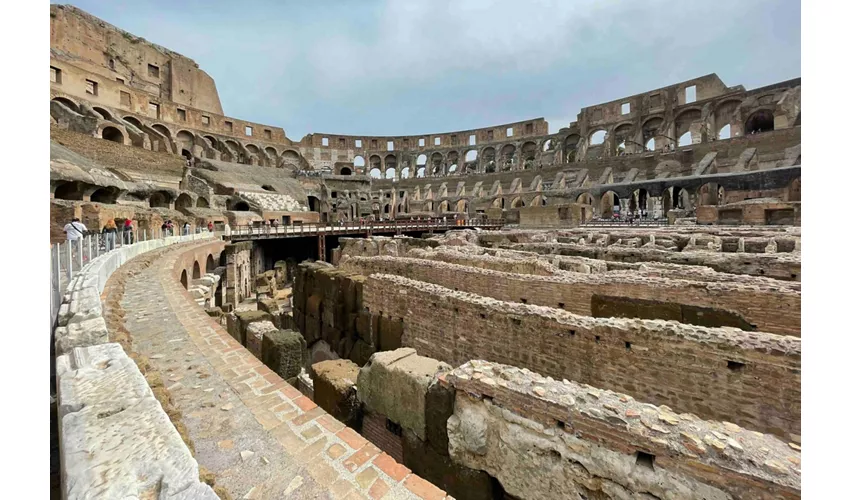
[62,0,800,141]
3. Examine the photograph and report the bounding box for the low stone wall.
[362,273,801,442]
[55,233,215,355]
[341,255,801,336]
[444,361,800,500]
[56,344,218,499]
[53,234,219,500]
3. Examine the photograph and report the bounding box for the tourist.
[207,221,214,232]
[123,219,134,244]
[183,222,191,236]
[64,217,87,241]
[167,220,174,236]
[101,219,118,251]
[160,221,168,238]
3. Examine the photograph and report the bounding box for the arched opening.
[401,167,410,179]
[482,147,496,172]
[180,270,188,289]
[340,167,352,176]
[430,153,444,176]
[385,167,396,179]
[307,196,320,212]
[677,131,692,147]
[123,116,143,128]
[416,167,425,178]
[196,197,210,208]
[192,261,201,279]
[543,139,553,151]
[369,168,382,179]
[101,127,124,143]
[152,124,171,138]
[718,124,731,140]
[616,141,626,156]
[492,197,505,209]
[576,192,593,205]
[90,186,120,204]
[232,201,250,211]
[531,195,547,207]
[52,97,79,112]
[93,107,113,121]
[601,191,621,218]
[206,254,215,273]
[204,135,218,148]
[281,150,300,168]
[369,155,382,173]
[181,149,193,160]
[566,150,577,162]
[629,189,648,213]
[674,187,690,210]
[54,181,86,201]
[788,178,801,202]
[149,191,171,208]
[697,183,721,206]
[511,197,525,208]
[745,110,774,135]
[265,147,277,159]
[465,150,478,162]
[383,204,391,214]
[645,138,656,151]
[500,145,516,169]
[456,199,467,213]
[447,163,457,174]
[353,156,366,170]
[175,194,193,211]
[590,130,607,145]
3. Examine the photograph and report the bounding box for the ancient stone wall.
[224,241,253,306]
[341,255,801,335]
[361,274,801,441]
[445,361,800,500]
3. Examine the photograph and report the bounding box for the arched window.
[340,167,352,175]
[718,124,731,140]
[678,131,692,147]
[192,261,201,279]
[745,110,774,135]
[370,168,382,179]
[590,130,607,145]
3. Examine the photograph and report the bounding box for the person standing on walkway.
[102,219,118,251]
[123,219,134,244]
[183,222,191,236]
[64,217,87,241]
[207,221,214,232]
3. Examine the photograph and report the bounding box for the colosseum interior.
[49,3,802,499]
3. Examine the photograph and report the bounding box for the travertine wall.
[362,274,801,441]
[341,255,801,335]
[224,241,253,306]
[445,361,800,500]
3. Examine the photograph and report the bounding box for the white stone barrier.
[57,343,218,500]
[55,233,215,355]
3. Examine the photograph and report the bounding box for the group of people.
[63,217,134,254]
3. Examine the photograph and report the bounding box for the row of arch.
[51,96,305,169]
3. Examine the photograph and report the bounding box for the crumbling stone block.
[246,320,278,359]
[312,359,361,427]
[234,310,273,346]
[357,348,451,441]
[54,317,109,356]
[261,329,306,381]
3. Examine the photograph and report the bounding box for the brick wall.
[362,273,801,441]
[342,256,800,336]
[446,361,800,500]
[361,411,403,463]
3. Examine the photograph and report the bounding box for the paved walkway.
[103,241,448,500]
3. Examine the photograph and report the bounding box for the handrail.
[227,218,505,238]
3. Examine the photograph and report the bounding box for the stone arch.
[430,153,444,176]
[152,124,172,138]
[369,168,382,179]
[149,191,172,208]
[231,200,250,211]
[369,155,382,173]
[181,270,188,289]
[196,197,210,208]
[521,141,537,160]
[206,254,215,273]
[629,188,649,213]
[543,139,553,151]
[340,167,352,176]
[510,197,525,208]
[464,149,478,162]
[713,99,741,139]
[576,192,593,205]
[641,117,664,145]
[265,146,278,159]
[697,183,721,206]
[281,150,301,168]
[492,197,505,209]
[92,106,114,121]
[353,155,366,171]
[745,109,775,135]
[482,147,497,172]
[204,135,218,148]
[175,193,193,210]
[123,116,143,128]
[101,126,124,144]
[52,97,79,112]
[307,196,320,212]
[90,186,121,204]
[531,195,547,207]
[455,199,468,213]
[788,178,801,202]
[600,191,621,218]
[193,261,201,280]
[589,130,607,146]
[54,181,86,201]
[401,166,411,179]
[500,144,516,169]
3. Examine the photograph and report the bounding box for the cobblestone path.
[103,241,447,500]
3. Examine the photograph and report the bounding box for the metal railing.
[228,218,505,238]
[49,228,213,332]
[580,218,670,227]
